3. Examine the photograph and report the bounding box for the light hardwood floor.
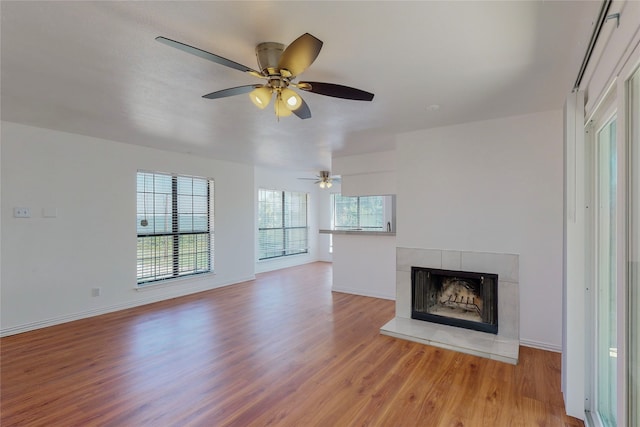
[1,262,583,426]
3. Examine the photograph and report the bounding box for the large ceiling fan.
[156,33,374,119]
[299,171,341,188]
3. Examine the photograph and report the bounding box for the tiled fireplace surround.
[380,247,520,364]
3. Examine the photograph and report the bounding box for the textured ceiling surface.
[1,1,598,172]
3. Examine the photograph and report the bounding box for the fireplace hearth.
[412,267,498,334]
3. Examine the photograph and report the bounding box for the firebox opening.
[411,267,498,334]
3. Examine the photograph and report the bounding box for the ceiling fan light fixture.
[249,86,272,109]
[319,181,326,189]
[274,94,293,117]
[281,88,302,111]
[326,180,332,188]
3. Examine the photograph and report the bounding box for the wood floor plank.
[1,262,583,426]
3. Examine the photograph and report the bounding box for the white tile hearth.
[382,247,520,364]
[381,317,519,364]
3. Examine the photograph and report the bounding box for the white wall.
[332,151,397,196]
[316,182,337,262]
[327,151,397,299]
[1,122,255,335]
[0,127,3,319]
[332,233,396,300]
[254,167,322,273]
[396,110,564,350]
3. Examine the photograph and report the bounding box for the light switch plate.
[43,207,57,218]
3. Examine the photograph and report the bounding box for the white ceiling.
[1,1,599,173]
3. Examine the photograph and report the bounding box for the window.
[331,194,388,231]
[136,171,213,285]
[258,189,308,260]
[628,64,640,427]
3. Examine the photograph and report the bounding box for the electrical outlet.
[91,287,101,297]
[14,207,31,218]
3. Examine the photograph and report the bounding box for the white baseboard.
[0,275,255,337]
[520,338,562,353]
[331,286,395,301]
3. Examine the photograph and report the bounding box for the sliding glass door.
[593,115,618,427]
[586,60,640,427]
[581,38,639,427]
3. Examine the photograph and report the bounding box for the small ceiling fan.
[156,33,374,119]
[299,171,340,188]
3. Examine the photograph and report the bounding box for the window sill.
[257,252,310,263]
[135,271,215,291]
[319,229,396,236]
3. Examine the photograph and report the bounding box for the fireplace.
[411,267,498,334]
[381,247,519,364]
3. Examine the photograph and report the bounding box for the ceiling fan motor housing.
[255,42,284,75]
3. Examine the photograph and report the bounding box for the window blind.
[136,171,213,284]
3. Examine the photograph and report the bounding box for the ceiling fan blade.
[202,85,260,100]
[278,33,323,78]
[293,97,311,119]
[298,81,374,101]
[156,36,262,76]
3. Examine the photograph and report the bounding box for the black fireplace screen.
[411,267,498,334]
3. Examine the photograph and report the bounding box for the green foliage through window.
[331,194,385,231]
